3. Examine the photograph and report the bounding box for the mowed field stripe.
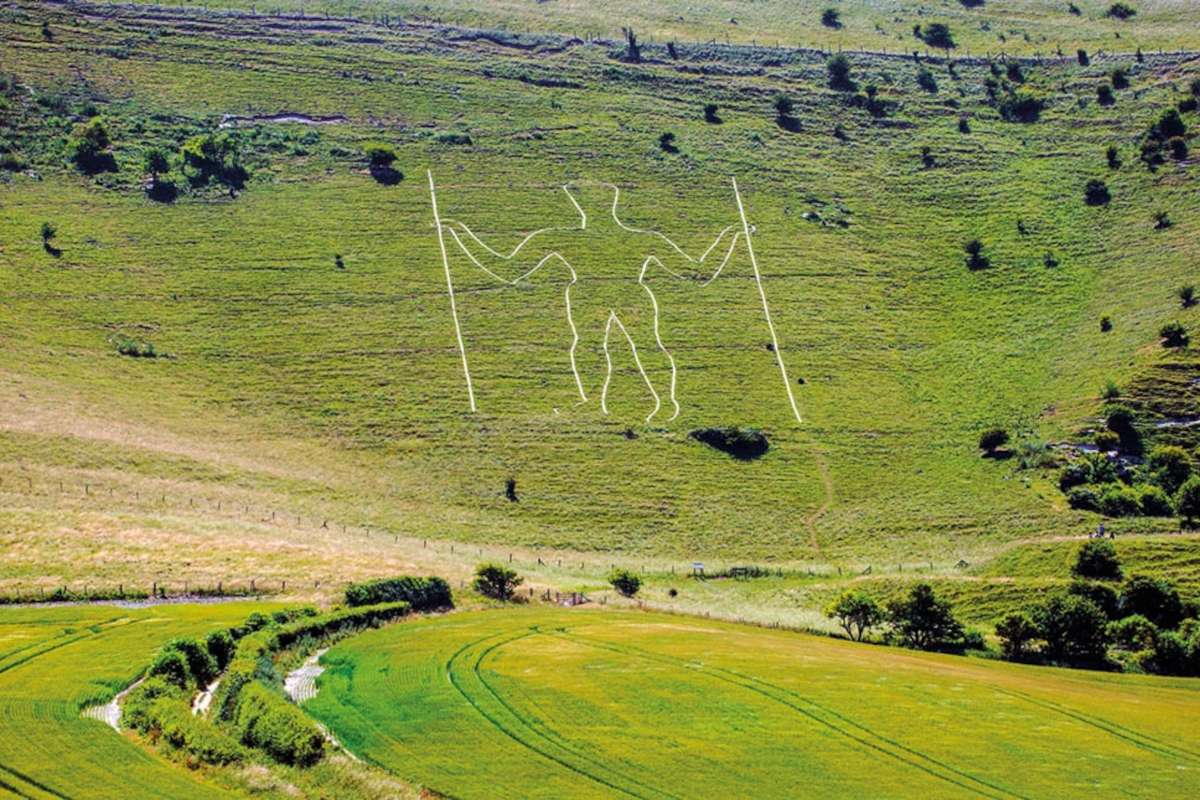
[0,761,73,800]
[445,630,654,799]
[555,630,1025,800]
[990,686,1200,762]
[471,629,684,800]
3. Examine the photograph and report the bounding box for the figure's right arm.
[440,220,560,284]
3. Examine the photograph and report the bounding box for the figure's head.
[561,180,619,222]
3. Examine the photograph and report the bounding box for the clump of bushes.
[916,22,955,50]
[963,239,989,270]
[1073,539,1121,580]
[608,568,641,598]
[1106,2,1137,20]
[344,576,451,610]
[1159,321,1189,348]
[1084,178,1111,206]
[66,116,116,174]
[821,8,841,29]
[689,427,769,460]
[363,141,402,184]
[113,335,159,358]
[473,563,522,601]
[234,682,324,766]
[180,132,248,194]
[827,54,855,91]
[978,427,1009,455]
[997,87,1044,122]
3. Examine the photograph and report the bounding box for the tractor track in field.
[990,686,1200,762]
[806,451,833,554]
[0,761,73,800]
[554,630,1028,800]
[0,617,140,676]
[471,630,684,800]
[444,629,663,799]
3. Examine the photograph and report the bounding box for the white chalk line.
[428,170,476,413]
[733,177,802,424]
[429,175,800,424]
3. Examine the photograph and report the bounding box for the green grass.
[308,606,1200,799]
[0,602,265,799]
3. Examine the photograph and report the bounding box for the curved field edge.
[305,607,1200,800]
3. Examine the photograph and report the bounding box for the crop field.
[307,606,1200,799]
[0,602,266,799]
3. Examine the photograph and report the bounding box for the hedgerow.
[344,575,452,610]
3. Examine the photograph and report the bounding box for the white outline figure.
[427,171,801,424]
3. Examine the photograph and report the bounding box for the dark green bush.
[827,54,854,91]
[998,87,1044,122]
[123,676,183,733]
[234,682,325,766]
[1084,179,1111,206]
[1136,485,1173,517]
[1073,540,1122,580]
[1108,614,1157,651]
[152,698,244,764]
[1067,580,1120,619]
[886,583,965,651]
[1106,2,1137,19]
[996,611,1039,660]
[344,576,451,610]
[147,649,191,688]
[608,568,642,598]
[1159,321,1189,348]
[1098,484,1140,517]
[978,427,1008,453]
[1177,476,1200,524]
[205,629,236,671]
[918,23,956,49]
[473,563,522,601]
[1148,445,1192,494]
[1121,575,1184,629]
[1067,486,1101,511]
[689,427,769,460]
[1034,594,1111,664]
[165,637,218,686]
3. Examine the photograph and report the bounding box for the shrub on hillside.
[689,427,770,460]
[152,697,245,764]
[827,54,854,91]
[1094,430,1120,452]
[66,116,116,173]
[917,23,956,50]
[344,576,452,610]
[1106,2,1137,19]
[164,637,218,686]
[1142,629,1194,675]
[180,132,248,193]
[1067,486,1101,511]
[915,68,937,93]
[1098,484,1140,517]
[1097,84,1115,106]
[825,590,883,641]
[1084,179,1111,206]
[1147,445,1192,494]
[123,676,183,733]
[963,239,989,270]
[608,568,642,598]
[1073,539,1122,580]
[1104,403,1137,439]
[234,682,325,766]
[473,563,522,601]
[821,8,841,28]
[886,583,965,651]
[1077,49,1089,66]
[703,103,720,123]
[998,87,1044,122]
[1179,285,1196,309]
[978,427,1009,454]
[1159,321,1188,348]
[1110,67,1130,90]
[1136,485,1174,517]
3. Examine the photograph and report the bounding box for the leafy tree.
[1110,67,1129,90]
[1098,484,1140,517]
[1106,2,1137,20]
[363,141,397,168]
[886,583,964,651]
[66,116,115,173]
[204,630,236,671]
[825,590,883,641]
[1034,594,1111,664]
[918,23,956,50]
[1137,485,1174,517]
[180,132,248,194]
[1145,629,1192,675]
[978,427,1009,454]
[1073,539,1121,580]
[1159,321,1189,348]
[1067,580,1120,619]
[773,93,794,120]
[916,68,938,93]
[1176,475,1200,525]
[1107,614,1157,651]
[827,54,854,91]
[1121,575,1184,629]
[143,148,170,182]
[995,611,1038,660]
[821,8,841,28]
[608,568,642,598]
[473,563,523,601]
[148,649,191,688]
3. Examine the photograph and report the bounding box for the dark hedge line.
[343,575,453,610]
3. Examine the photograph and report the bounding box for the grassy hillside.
[0,0,1197,614]
[309,606,1200,799]
[121,0,1200,56]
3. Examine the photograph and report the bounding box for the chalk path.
[428,172,801,424]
